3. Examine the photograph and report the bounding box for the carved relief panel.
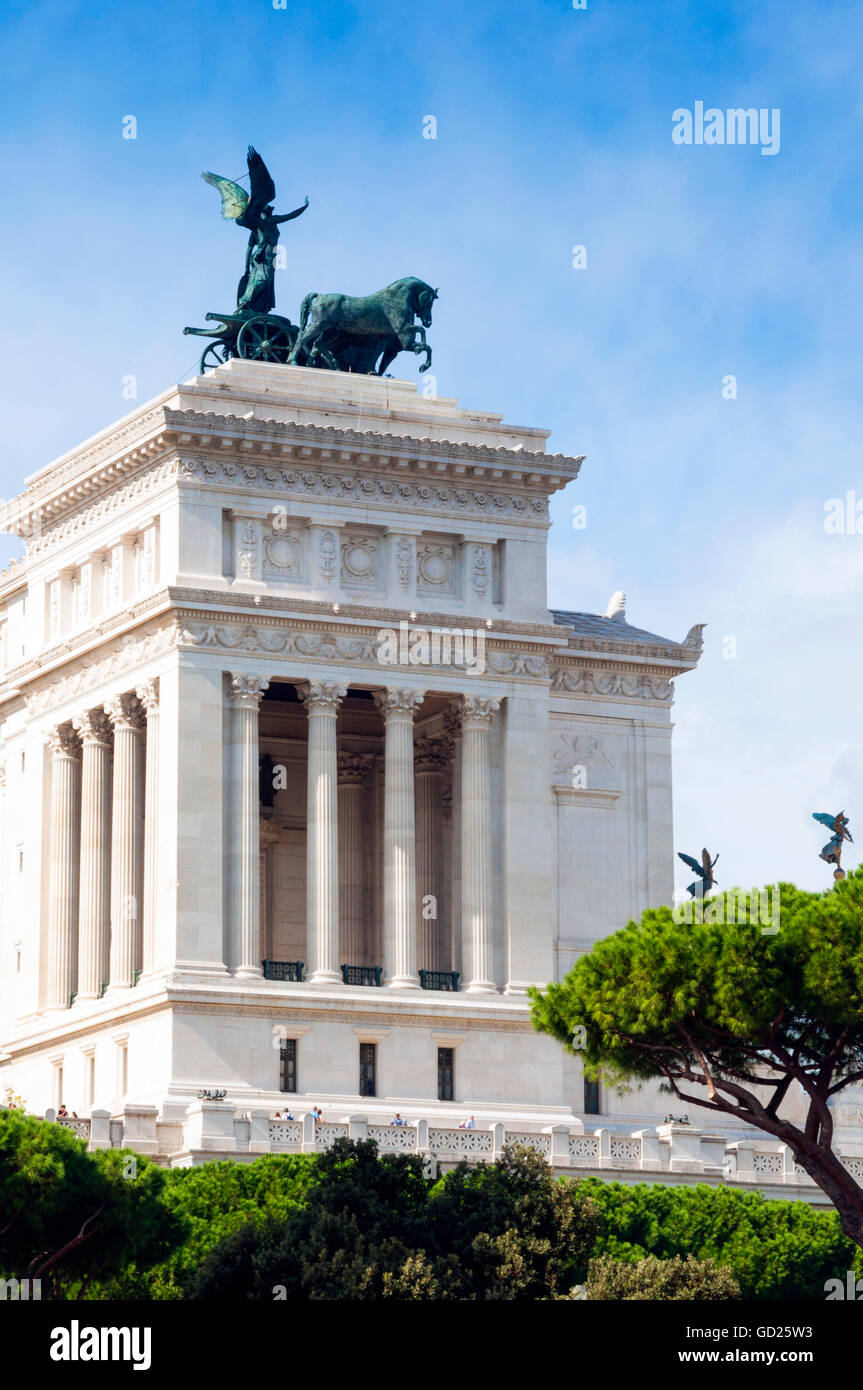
[340,531,381,591]
[416,536,457,598]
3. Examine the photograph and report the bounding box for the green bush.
[190,1140,601,1301]
[579,1178,855,1300]
[0,1109,184,1298]
[586,1253,739,1301]
[97,1152,316,1299]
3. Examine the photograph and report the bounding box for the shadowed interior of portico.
[257,682,464,987]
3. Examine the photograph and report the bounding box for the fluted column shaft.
[228,674,269,977]
[338,753,371,966]
[46,727,82,1009]
[460,696,500,992]
[415,740,446,971]
[303,682,346,984]
[136,680,160,976]
[73,710,112,999]
[106,693,145,989]
[375,688,424,989]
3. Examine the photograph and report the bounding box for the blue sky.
[1,0,861,891]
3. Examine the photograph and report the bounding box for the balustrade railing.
[341,964,383,987]
[262,959,305,982]
[418,970,460,991]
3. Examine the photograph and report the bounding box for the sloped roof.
[551,609,683,648]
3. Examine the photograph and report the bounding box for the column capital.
[104,692,145,731]
[337,750,375,785]
[227,673,270,709]
[461,695,500,727]
[135,677,160,715]
[300,680,347,713]
[414,737,448,774]
[73,709,113,746]
[373,687,425,719]
[46,725,82,760]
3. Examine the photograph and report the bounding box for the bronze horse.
[289,277,438,375]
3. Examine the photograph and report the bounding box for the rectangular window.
[584,1078,600,1115]
[279,1038,297,1093]
[85,1053,95,1108]
[437,1047,454,1102]
[359,1042,376,1097]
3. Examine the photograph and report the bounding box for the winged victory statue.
[184,146,438,378]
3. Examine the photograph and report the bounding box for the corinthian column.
[374,687,425,989]
[414,739,447,972]
[338,752,372,967]
[136,679,160,977]
[302,682,346,984]
[227,673,269,978]
[72,709,112,999]
[45,726,82,1009]
[105,693,145,989]
[460,696,500,993]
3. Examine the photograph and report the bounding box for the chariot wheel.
[200,340,231,374]
[237,316,295,364]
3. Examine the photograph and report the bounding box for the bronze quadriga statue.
[184,147,437,378]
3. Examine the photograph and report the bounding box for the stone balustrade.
[32,1103,862,1207]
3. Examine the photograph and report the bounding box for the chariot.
[183,309,298,374]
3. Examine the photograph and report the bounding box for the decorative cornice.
[177,452,552,524]
[1,402,583,547]
[166,409,581,478]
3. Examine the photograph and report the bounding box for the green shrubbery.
[581,1178,855,1301]
[2,1108,855,1301]
[585,1253,740,1301]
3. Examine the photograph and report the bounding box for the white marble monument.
[2,360,793,1180]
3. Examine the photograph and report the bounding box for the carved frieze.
[23,621,179,717]
[551,666,674,703]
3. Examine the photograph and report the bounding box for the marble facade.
[0,361,735,1156]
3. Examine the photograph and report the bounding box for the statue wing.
[247,146,276,207]
[813,812,839,831]
[201,172,249,221]
[677,852,704,877]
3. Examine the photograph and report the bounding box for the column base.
[233,965,264,980]
[308,969,342,986]
[463,979,498,994]
[388,975,421,990]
